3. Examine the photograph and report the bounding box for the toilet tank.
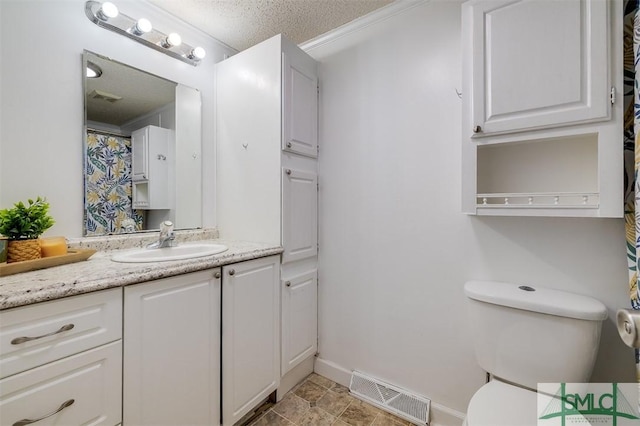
[464,281,607,390]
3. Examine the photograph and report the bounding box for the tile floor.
[245,373,413,426]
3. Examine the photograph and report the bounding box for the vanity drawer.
[0,340,122,426]
[0,288,122,378]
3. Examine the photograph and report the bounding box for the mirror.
[83,51,202,236]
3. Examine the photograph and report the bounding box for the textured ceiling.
[146,0,395,51]
[86,52,176,126]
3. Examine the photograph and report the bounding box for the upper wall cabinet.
[283,53,318,157]
[461,0,623,217]
[468,0,609,137]
[131,125,173,210]
[216,34,318,247]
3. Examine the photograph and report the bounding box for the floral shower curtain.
[84,131,142,235]
[624,0,640,382]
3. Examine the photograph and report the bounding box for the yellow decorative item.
[39,236,68,257]
[7,239,41,263]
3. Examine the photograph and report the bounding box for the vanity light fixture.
[130,18,152,36]
[189,47,206,61]
[84,1,206,66]
[162,32,182,48]
[96,1,118,21]
[86,61,103,78]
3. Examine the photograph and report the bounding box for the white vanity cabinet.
[123,269,221,426]
[0,288,122,426]
[217,34,319,394]
[222,255,280,426]
[0,252,283,426]
[131,125,173,210]
[461,0,623,217]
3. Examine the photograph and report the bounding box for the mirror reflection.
[83,51,202,236]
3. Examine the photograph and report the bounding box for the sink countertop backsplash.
[0,229,283,311]
[67,227,220,251]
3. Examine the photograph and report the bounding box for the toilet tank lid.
[464,281,608,321]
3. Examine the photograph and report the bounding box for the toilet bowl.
[463,380,537,426]
[463,280,607,426]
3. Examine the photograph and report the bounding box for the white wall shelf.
[461,0,623,218]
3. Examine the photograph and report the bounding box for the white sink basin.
[111,243,228,263]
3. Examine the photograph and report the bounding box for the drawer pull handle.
[13,398,75,426]
[11,323,75,345]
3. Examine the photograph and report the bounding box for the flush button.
[519,285,536,292]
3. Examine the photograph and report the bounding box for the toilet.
[463,280,608,426]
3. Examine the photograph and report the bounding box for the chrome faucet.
[147,220,176,249]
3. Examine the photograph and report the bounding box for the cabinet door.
[282,51,318,157]
[282,168,318,264]
[222,256,280,426]
[146,126,171,209]
[131,127,148,181]
[466,0,609,137]
[0,341,122,426]
[133,126,171,210]
[123,269,221,426]
[281,270,317,375]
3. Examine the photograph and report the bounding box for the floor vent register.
[349,370,430,425]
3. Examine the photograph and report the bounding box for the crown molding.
[300,0,429,52]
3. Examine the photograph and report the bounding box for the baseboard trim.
[430,401,465,426]
[313,357,466,426]
[313,357,352,387]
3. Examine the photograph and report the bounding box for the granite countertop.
[0,239,283,311]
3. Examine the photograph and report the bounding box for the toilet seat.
[465,380,538,426]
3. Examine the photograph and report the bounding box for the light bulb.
[189,47,206,60]
[86,62,102,78]
[163,33,182,48]
[131,18,152,35]
[97,1,118,21]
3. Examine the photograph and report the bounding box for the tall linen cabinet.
[216,34,319,422]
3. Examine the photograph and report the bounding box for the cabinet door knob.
[228,269,235,276]
[286,142,292,148]
[13,398,75,426]
[473,125,482,133]
[11,323,75,345]
[285,281,291,287]
[285,169,292,175]
[214,272,221,279]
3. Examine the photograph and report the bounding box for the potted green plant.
[0,197,55,263]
